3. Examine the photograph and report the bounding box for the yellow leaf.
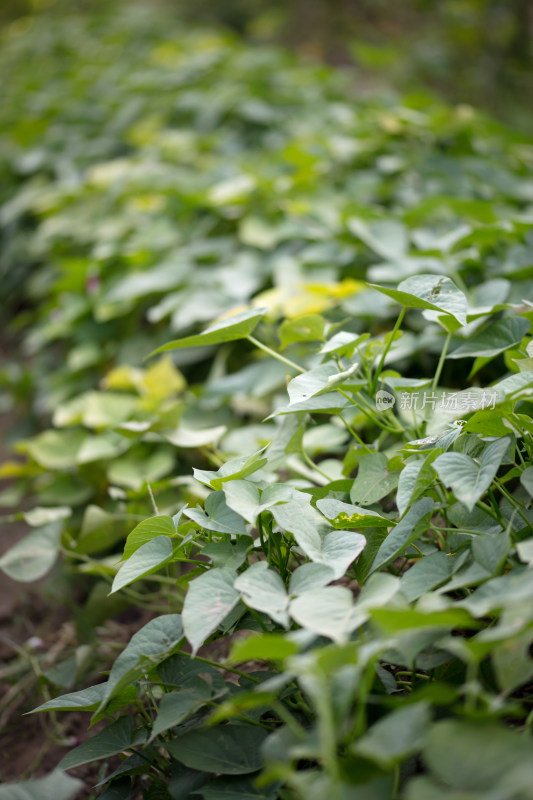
[142,356,186,400]
[253,279,365,319]
[103,365,143,392]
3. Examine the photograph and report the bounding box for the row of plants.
[0,3,533,799]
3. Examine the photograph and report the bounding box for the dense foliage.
[1,4,533,800]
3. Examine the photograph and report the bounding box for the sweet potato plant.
[0,4,532,800]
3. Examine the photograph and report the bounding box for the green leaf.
[165,425,227,448]
[369,275,468,327]
[31,684,107,714]
[150,682,212,740]
[222,482,293,524]
[21,506,71,527]
[400,551,452,601]
[234,562,289,627]
[492,626,533,693]
[288,562,335,594]
[200,775,275,799]
[370,498,434,574]
[447,316,530,359]
[353,702,431,767]
[193,449,268,490]
[349,218,408,260]
[316,498,391,528]
[111,536,174,594]
[150,308,266,356]
[422,720,533,792]
[123,516,176,560]
[463,410,512,437]
[286,362,360,406]
[520,466,533,497]
[271,392,351,416]
[270,495,365,577]
[516,538,533,565]
[167,724,268,774]
[202,539,251,571]
[289,585,355,643]
[106,448,174,490]
[58,717,145,770]
[396,454,438,516]
[350,453,399,505]
[319,331,365,357]
[0,521,62,582]
[158,655,225,692]
[434,437,510,511]
[183,568,240,654]
[405,424,464,453]
[370,607,477,633]
[76,505,129,556]
[461,569,533,617]
[290,574,399,643]
[472,532,509,574]
[278,315,325,349]
[0,770,83,800]
[184,492,248,535]
[31,684,137,718]
[96,615,183,713]
[20,429,86,470]
[227,634,299,665]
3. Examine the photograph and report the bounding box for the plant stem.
[493,478,531,529]
[371,306,406,393]
[272,700,307,739]
[338,414,372,452]
[301,448,331,481]
[147,483,160,516]
[432,331,452,392]
[247,335,304,373]
[175,651,262,683]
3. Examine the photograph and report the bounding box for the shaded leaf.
[167,725,267,774]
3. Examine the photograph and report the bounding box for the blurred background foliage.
[1,0,532,130]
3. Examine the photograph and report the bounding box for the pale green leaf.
[111,536,173,593]
[0,521,62,582]
[182,568,240,654]
[434,437,510,511]
[0,770,83,800]
[234,562,289,627]
[350,452,399,505]
[370,275,467,327]
[316,497,390,528]
[184,491,248,535]
[150,308,266,356]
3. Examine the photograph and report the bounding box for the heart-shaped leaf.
[234,562,290,627]
[434,437,510,511]
[183,568,240,654]
[370,275,467,328]
[447,316,530,359]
